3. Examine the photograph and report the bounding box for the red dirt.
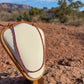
[0,22,84,84]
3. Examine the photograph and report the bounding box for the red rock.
[0,22,84,84]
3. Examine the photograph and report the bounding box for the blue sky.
[0,0,84,11]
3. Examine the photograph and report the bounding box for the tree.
[68,0,84,25]
[17,15,24,21]
[17,7,46,22]
[57,0,68,23]
[57,0,84,23]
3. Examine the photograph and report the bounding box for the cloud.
[80,0,84,3]
[37,0,82,2]
[0,0,27,3]
[37,0,57,2]
[0,0,11,3]
[73,0,84,3]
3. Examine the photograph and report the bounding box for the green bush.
[17,8,46,22]
[59,14,68,23]
[17,15,24,21]
[41,17,51,23]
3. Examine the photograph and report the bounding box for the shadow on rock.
[0,76,31,84]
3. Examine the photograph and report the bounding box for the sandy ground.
[0,22,84,84]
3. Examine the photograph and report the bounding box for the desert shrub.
[59,14,68,23]
[8,10,12,13]
[17,8,46,22]
[8,15,18,21]
[17,15,24,21]
[29,8,40,16]
[41,17,51,23]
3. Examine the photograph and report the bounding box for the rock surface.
[0,22,84,84]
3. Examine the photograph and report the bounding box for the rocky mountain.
[0,3,32,11]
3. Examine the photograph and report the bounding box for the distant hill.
[43,7,49,12]
[0,3,32,11]
[0,3,50,21]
